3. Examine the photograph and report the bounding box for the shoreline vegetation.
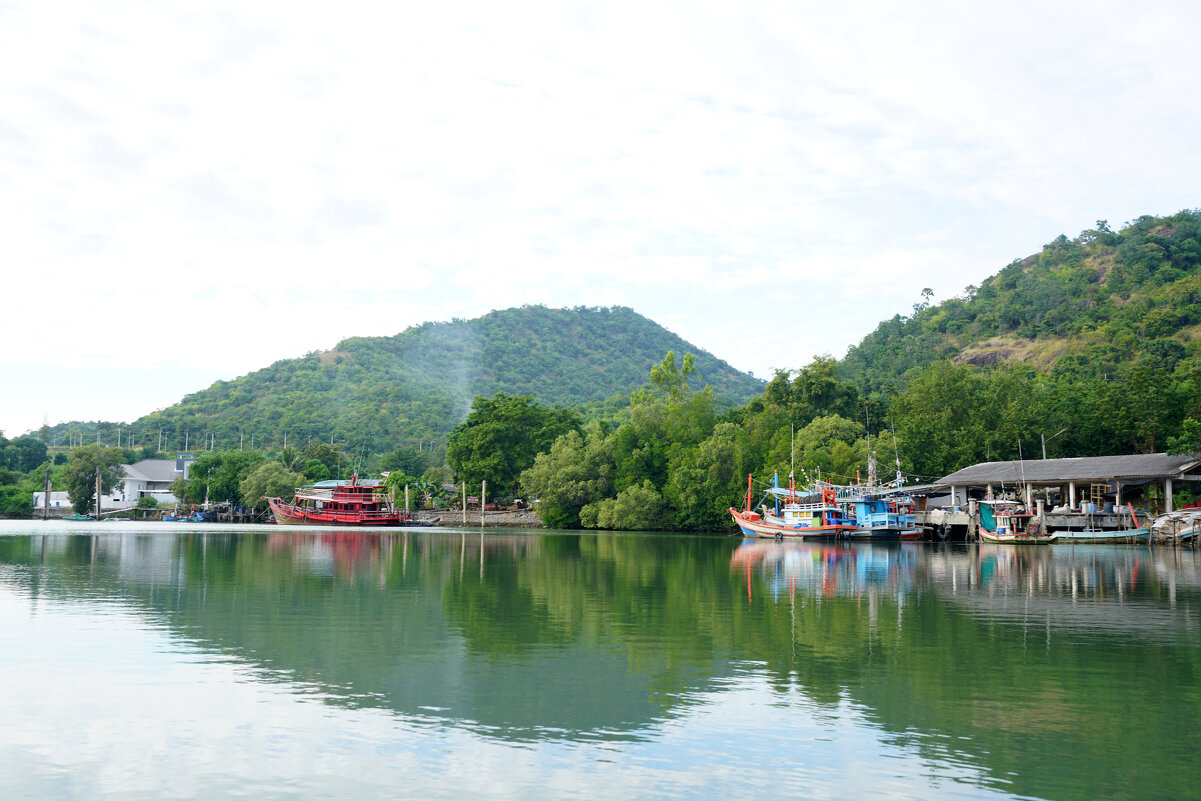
[6,211,1201,528]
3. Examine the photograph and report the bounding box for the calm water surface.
[2,521,1199,800]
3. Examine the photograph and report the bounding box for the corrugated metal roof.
[123,459,182,483]
[937,453,1201,485]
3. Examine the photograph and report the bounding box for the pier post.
[1069,482,1077,510]
[1165,478,1173,513]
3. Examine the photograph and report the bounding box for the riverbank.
[415,509,541,528]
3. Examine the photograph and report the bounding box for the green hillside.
[841,209,1201,395]
[127,305,763,454]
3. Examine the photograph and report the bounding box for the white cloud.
[2,0,1200,433]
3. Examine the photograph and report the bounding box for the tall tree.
[239,462,304,510]
[63,445,125,514]
[447,393,581,497]
[520,426,616,528]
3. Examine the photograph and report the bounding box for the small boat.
[729,475,858,539]
[266,475,413,526]
[63,513,94,521]
[978,501,1053,544]
[162,513,204,522]
[1050,504,1150,544]
[1049,528,1150,544]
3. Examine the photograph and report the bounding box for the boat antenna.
[891,423,902,488]
[790,423,795,485]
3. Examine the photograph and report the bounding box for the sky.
[2,0,1199,437]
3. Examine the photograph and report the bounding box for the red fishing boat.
[265,475,413,526]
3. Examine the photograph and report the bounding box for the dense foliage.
[13,210,1201,526]
[447,393,582,498]
[55,306,762,459]
[842,210,1201,395]
[62,444,125,514]
[518,213,1201,528]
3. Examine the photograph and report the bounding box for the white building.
[32,453,196,511]
[119,453,195,506]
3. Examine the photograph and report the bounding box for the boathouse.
[936,453,1201,513]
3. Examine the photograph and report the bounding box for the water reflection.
[2,526,1200,801]
[731,538,1201,641]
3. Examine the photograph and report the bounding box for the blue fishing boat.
[844,491,919,540]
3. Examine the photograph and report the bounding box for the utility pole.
[95,466,102,520]
[43,468,51,521]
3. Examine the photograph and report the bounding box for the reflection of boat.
[978,501,1053,544]
[266,475,411,526]
[730,538,918,599]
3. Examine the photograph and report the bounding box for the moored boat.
[266,475,413,526]
[729,475,858,539]
[844,491,920,540]
[162,512,204,522]
[978,501,1053,544]
[1049,528,1150,544]
[1049,504,1150,543]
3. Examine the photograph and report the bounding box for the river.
[1,521,1198,800]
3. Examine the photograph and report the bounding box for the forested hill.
[130,305,763,452]
[840,209,1201,395]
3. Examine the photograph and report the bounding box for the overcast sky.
[2,0,1199,437]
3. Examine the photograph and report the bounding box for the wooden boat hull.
[729,508,854,539]
[1050,527,1150,544]
[267,497,406,526]
[978,528,1054,544]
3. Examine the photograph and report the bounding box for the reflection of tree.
[4,533,1201,800]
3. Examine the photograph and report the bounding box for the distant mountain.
[127,305,764,453]
[840,209,1201,394]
